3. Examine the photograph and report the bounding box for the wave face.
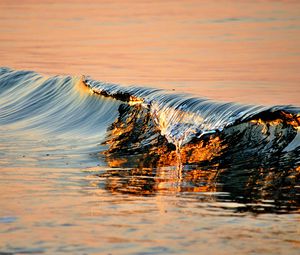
[1,67,300,212]
[0,67,122,167]
[84,77,300,157]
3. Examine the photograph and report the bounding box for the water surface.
[0,1,300,254]
[0,0,300,104]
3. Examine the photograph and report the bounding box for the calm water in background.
[1,0,300,105]
[0,1,300,254]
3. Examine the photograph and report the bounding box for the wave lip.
[84,77,300,153]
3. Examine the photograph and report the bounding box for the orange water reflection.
[1,0,300,105]
[1,1,300,253]
[1,166,299,254]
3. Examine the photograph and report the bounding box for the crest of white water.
[85,78,300,148]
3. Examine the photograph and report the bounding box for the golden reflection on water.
[99,156,300,212]
[95,154,300,212]
[1,1,300,254]
[98,102,300,212]
[98,166,219,195]
[0,160,299,253]
[1,0,300,105]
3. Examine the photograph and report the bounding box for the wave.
[0,67,121,167]
[0,67,299,166]
[1,67,299,212]
[83,77,299,165]
[82,75,300,213]
[84,77,299,145]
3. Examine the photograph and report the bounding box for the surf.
[0,67,299,168]
[1,67,300,212]
[82,76,299,167]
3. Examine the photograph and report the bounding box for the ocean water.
[1,1,300,255]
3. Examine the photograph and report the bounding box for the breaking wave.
[83,77,299,164]
[1,67,299,212]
